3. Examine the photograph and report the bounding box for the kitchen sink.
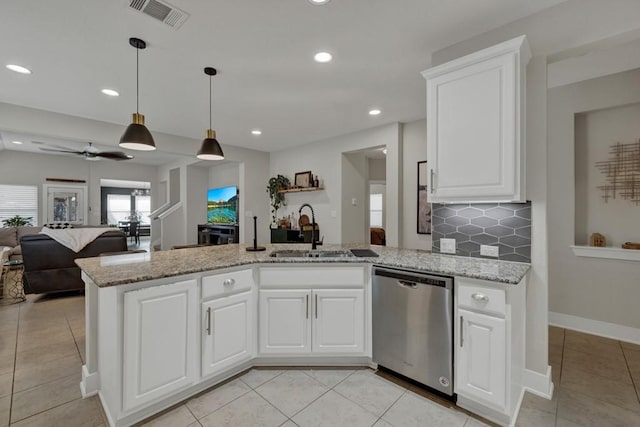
[269,249,355,258]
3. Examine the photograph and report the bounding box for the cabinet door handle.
[223,278,235,286]
[315,294,318,319]
[471,293,489,303]
[460,315,464,347]
[430,169,435,193]
[206,307,212,336]
[306,295,309,319]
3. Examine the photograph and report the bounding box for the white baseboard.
[523,366,553,399]
[81,365,99,398]
[549,311,640,345]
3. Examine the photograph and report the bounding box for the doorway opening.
[100,179,151,250]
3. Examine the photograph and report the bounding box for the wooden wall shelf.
[278,186,324,194]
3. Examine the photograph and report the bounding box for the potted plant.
[267,175,290,227]
[2,215,33,227]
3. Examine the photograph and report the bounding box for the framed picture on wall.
[294,171,313,188]
[417,161,431,234]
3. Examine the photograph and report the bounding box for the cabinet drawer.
[202,269,253,299]
[458,283,505,316]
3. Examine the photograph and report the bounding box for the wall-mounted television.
[207,186,238,224]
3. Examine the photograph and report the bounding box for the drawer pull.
[223,278,235,286]
[471,293,489,303]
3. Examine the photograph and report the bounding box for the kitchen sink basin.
[269,250,355,258]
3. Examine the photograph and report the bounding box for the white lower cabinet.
[259,289,311,353]
[88,264,375,426]
[123,279,198,412]
[454,276,526,426]
[259,288,365,354]
[457,308,506,409]
[202,290,254,377]
[313,289,365,353]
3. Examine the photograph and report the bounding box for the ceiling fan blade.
[96,151,134,160]
[32,141,81,152]
[38,147,83,154]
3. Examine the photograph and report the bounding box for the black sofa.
[20,230,128,294]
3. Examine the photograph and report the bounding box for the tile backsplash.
[431,202,531,263]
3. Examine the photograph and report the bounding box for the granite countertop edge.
[76,243,530,288]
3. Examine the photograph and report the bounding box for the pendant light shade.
[197,67,224,160]
[120,38,156,151]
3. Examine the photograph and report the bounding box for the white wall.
[341,152,368,244]
[209,162,240,189]
[234,148,271,244]
[0,150,158,226]
[575,103,640,246]
[269,123,402,246]
[401,119,432,250]
[548,69,640,330]
[186,165,208,244]
[368,159,386,182]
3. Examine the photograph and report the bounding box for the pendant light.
[197,67,224,160]
[119,37,156,151]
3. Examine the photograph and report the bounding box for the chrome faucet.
[298,203,318,250]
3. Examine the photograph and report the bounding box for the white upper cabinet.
[422,36,531,203]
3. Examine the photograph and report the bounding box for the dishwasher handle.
[373,266,453,289]
[397,280,418,289]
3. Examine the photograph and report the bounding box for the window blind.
[107,194,131,225]
[0,185,38,225]
[370,193,383,227]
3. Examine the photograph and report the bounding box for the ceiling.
[0,0,566,156]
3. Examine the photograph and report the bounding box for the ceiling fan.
[33,141,134,161]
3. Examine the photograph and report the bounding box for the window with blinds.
[370,193,384,227]
[0,185,38,225]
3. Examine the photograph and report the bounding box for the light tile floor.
[516,326,640,427]
[2,294,640,426]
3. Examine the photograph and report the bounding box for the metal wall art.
[595,140,640,206]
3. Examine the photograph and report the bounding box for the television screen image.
[207,186,238,224]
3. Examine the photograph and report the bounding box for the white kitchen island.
[76,244,530,427]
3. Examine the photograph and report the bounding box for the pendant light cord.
[209,75,212,130]
[136,45,139,114]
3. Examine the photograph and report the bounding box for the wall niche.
[574,102,640,247]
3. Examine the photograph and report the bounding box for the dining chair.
[128,221,140,245]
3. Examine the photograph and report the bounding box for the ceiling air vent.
[128,0,189,30]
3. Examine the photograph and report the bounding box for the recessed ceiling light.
[309,0,331,4]
[11,140,23,145]
[6,64,31,74]
[314,52,333,63]
[101,89,119,97]
[382,148,388,155]
[251,130,262,135]
[369,109,382,116]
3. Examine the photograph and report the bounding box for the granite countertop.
[75,243,530,288]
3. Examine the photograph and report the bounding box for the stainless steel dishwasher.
[372,266,454,397]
